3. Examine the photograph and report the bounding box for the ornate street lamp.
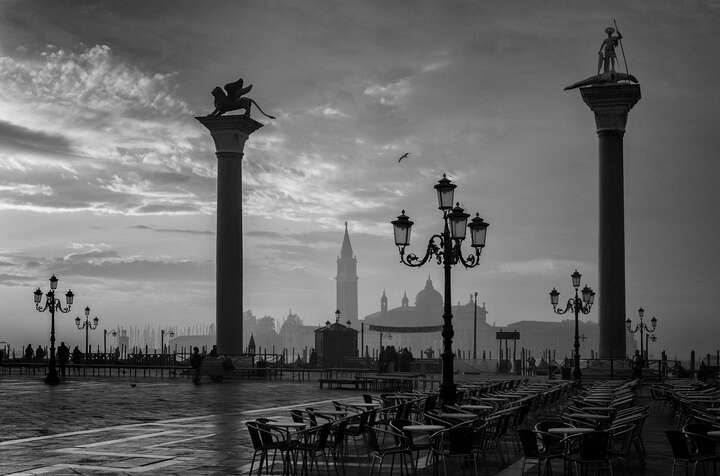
[76,306,99,362]
[549,270,595,381]
[391,174,489,404]
[626,308,658,369]
[34,274,74,384]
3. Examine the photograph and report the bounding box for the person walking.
[190,346,203,385]
[57,342,70,378]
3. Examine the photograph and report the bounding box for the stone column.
[196,115,263,355]
[580,83,641,359]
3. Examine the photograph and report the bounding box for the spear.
[613,18,630,76]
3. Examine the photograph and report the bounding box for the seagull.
[397,152,410,162]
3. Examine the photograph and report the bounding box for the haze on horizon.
[0,0,718,358]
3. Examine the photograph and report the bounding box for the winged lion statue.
[207,78,275,119]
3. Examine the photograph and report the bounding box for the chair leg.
[249,452,257,476]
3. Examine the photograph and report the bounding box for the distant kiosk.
[496,330,520,373]
[314,311,358,367]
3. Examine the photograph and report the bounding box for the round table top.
[568,413,611,420]
[314,410,348,415]
[435,412,478,419]
[707,431,720,437]
[460,405,494,410]
[403,424,445,432]
[548,427,594,434]
[583,407,614,411]
[267,421,306,428]
[706,408,720,412]
[350,402,380,407]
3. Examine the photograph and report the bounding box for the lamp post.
[75,306,99,362]
[34,274,74,385]
[549,270,595,381]
[473,291,478,360]
[391,174,489,404]
[625,308,657,368]
[103,329,117,355]
[160,329,175,355]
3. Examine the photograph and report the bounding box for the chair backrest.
[424,395,438,412]
[685,422,714,435]
[437,422,474,455]
[578,431,610,460]
[666,430,692,459]
[246,422,264,450]
[684,430,717,457]
[363,394,373,403]
[609,424,635,456]
[517,429,541,458]
[290,409,305,424]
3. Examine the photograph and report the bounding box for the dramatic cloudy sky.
[0,0,718,357]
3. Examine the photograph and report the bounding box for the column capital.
[580,83,641,133]
[195,115,263,157]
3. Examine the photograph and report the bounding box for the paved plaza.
[0,375,681,475]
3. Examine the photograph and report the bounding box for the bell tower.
[336,222,358,323]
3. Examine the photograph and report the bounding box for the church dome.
[415,277,443,312]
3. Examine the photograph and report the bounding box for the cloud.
[363,79,411,105]
[498,258,578,276]
[0,119,75,155]
[129,224,213,235]
[0,44,212,216]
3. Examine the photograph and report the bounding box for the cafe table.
[435,412,478,420]
[548,427,594,435]
[460,405,494,411]
[403,424,446,433]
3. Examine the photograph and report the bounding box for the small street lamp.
[103,329,117,355]
[160,329,175,355]
[549,270,595,381]
[391,174,489,404]
[626,308,658,367]
[34,274,74,385]
[75,306,99,362]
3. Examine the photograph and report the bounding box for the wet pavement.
[0,374,682,475]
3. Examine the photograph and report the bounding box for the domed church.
[362,277,498,357]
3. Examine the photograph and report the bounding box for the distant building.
[363,277,495,357]
[278,310,315,355]
[363,278,637,360]
[336,222,358,324]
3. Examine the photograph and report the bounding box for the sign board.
[496,331,520,340]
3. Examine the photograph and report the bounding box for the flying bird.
[397,152,410,162]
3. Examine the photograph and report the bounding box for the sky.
[0,0,718,357]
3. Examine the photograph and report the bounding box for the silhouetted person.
[527,356,536,376]
[35,345,44,361]
[209,345,218,358]
[190,346,203,385]
[72,345,82,376]
[632,350,643,378]
[309,349,317,368]
[57,342,70,378]
[24,344,34,362]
